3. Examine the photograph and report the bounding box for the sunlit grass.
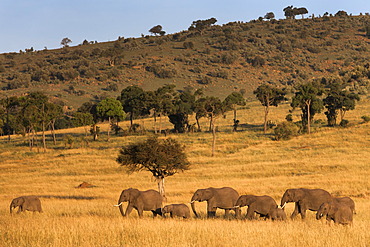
[0,99,369,246]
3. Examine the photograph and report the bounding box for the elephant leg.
[125,205,134,217]
[224,209,230,218]
[299,204,307,219]
[234,207,241,219]
[17,206,22,214]
[290,202,300,219]
[246,207,256,220]
[137,208,144,217]
[207,204,217,218]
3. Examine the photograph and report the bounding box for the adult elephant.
[281,188,333,219]
[10,195,42,214]
[235,195,280,220]
[114,188,163,217]
[190,187,240,218]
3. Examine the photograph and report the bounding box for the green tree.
[78,102,99,140]
[117,86,149,131]
[116,137,190,197]
[291,82,324,134]
[149,25,163,36]
[223,92,246,131]
[254,84,286,133]
[72,112,94,136]
[61,37,72,47]
[324,84,360,126]
[96,98,126,141]
[195,96,224,156]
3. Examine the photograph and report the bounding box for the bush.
[361,115,370,123]
[274,121,299,140]
[339,119,349,127]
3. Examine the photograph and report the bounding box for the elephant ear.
[246,195,257,205]
[129,189,140,201]
[292,189,305,201]
[203,189,214,200]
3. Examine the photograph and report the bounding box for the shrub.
[274,121,299,140]
[339,119,349,127]
[63,135,75,148]
[198,76,212,85]
[183,41,194,49]
[361,115,370,123]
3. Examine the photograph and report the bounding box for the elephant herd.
[112,187,355,225]
[10,187,355,225]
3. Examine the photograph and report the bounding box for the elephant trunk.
[191,201,199,218]
[117,200,125,216]
[281,194,288,208]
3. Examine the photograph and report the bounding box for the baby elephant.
[162,204,190,219]
[275,208,287,221]
[316,201,353,225]
[10,195,42,214]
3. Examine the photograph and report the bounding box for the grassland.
[0,98,370,247]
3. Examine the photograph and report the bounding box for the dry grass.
[1,99,370,246]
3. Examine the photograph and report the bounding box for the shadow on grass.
[39,195,100,200]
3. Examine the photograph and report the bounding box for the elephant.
[334,196,356,214]
[190,187,241,218]
[316,201,353,225]
[235,195,280,220]
[276,208,287,221]
[281,188,333,219]
[114,188,163,217]
[10,195,42,214]
[162,204,190,219]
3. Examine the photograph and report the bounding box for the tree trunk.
[263,105,269,134]
[107,117,111,141]
[157,177,166,200]
[129,113,134,132]
[42,121,46,152]
[50,120,57,145]
[93,124,98,141]
[158,113,163,133]
[153,110,157,134]
[211,115,216,157]
[306,100,311,134]
[196,116,202,132]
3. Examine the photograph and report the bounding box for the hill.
[1,14,370,109]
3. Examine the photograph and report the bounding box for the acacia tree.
[149,25,164,36]
[324,84,360,126]
[116,137,190,197]
[61,37,72,47]
[253,84,286,133]
[117,86,148,131]
[223,92,246,131]
[291,82,324,134]
[96,98,126,141]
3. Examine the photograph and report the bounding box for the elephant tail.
[190,201,199,218]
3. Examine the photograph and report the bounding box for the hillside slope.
[1,14,370,108]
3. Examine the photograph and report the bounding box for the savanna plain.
[1,99,370,247]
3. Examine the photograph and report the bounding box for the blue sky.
[0,0,369,53]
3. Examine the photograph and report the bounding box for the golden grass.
[1,98,370,246]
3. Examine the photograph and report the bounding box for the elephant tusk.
[190,200,195,204]
[113,202,123,207]
[281,202,286,209]
[233,205,240,208]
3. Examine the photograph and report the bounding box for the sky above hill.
[0,0,369,53]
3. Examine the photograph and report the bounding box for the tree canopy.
[116,137,190,196]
